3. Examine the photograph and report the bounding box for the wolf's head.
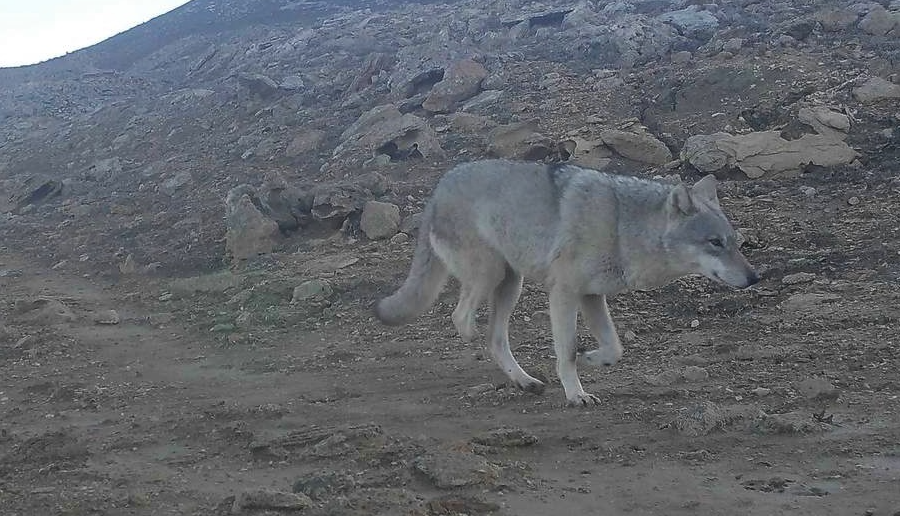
[663,175,760,288]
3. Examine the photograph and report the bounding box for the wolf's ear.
[690,174,720,208]
[667,183,695,216]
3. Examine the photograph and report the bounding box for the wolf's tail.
[375,206,448,325]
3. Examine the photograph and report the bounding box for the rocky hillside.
[1,0,898,275]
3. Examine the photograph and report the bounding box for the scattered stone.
[751,411,832,435]
[690,319,700,328]
[682,366,710,382]
[600,129,672,165]
[413,450,500,489]
[333,104,443,164]
[231,489,312,513]
[390,232,410,244]
[236,73,281,99]
[119,254,137,275]
[291,280,333,303]
[225,190,281,262]
[753,387,773,397]
[779,292,841,313]
[285,129,325,157]
[671,51,692,64]
[681,131,858,179]
[858,6,898,36]
[815,9,859,32]
[466,383,495,397]
[160,171,192,195]
[781,272,816,285]
[853,77,900,103]
[657,7,719,40]
[646,366,709,385]
[427,496,500,516]
[798,106,851,140]
[12,298,77,324]
[796,377,839,401]
[560,137,612,170]
[847,196,860,206]
[292,472,355,500]
[800,186,817,197]
[93,310,121,325]
[169,271,242,296]
[422,59,488,113]
[668,402,762,437]
[487,120,555,161]
[723,38,744,53]
[622,330,638,342]
[360,201,400,240]
[471,428,538,448]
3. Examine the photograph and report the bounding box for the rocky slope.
[0,0,898,274]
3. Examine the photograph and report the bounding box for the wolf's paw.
[452,313,476,343]
[514,377,546,395]
[566,392,602,407]
[578,347,622,368]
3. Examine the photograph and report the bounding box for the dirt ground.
[1,167,899,516]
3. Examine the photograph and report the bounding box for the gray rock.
[858,6,899,36]
[723,38,744,53]
[671,51,693,64]
[487,120,555,161]
[670,402,761,437]
[225,191,281,262]
[782,272,816,285]
[279,75,305,91]
[160,171,192,195]
[796,377,839,401]
[853,77,900,103]
[422,59,488,113]
[471,428,538,447]
[815,9,859,32]
[231,490,312,513]
[236,73,281,99]
[12,298,77,324]
[360,201,400,240]
[291,280,333,303]
[285,129,325,157]
[779,292,841,313]
[681,131,858,179]
[400,212,423,234]
[797,106,851,140]
[333,104,442,164]
[600,129,672,165]
[413,451,500,489]
[93,310,121,325]
[560,137,613,170]
[657,7,719,40]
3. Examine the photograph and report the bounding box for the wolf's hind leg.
[488,265,545,394]
[578,294,624,368]
[452,284,482,342]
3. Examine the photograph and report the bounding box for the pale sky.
[0,0,192,67]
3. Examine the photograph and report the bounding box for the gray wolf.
[376,159,759,406]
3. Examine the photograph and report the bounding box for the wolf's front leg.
[577,294,623,368]
[550,289,601,406]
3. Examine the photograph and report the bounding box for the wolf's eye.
[708,238,724,248]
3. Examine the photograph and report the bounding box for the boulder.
[333,104,442,163]
[852,77,900,103]
[225,190,281,262]
[487,120,555,161]
[682,131,858,179]
[657,7,719,40]
[422,59,488,113]
[797,106,851,140]
[858,6,898,36]
[360,201,400,240]
[599,129,672,165]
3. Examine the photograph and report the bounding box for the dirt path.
[2,240,899,515]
